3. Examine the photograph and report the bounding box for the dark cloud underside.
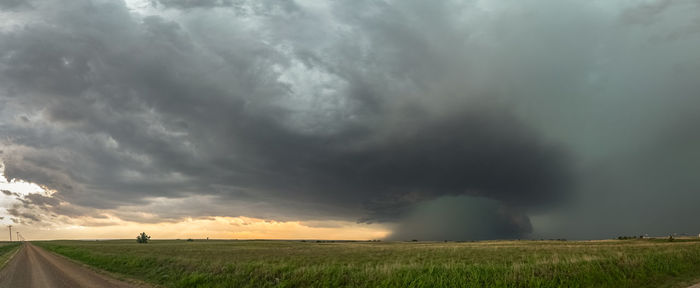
[1,0,699,239]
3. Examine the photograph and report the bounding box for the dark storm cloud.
[224,102,572,224]
[1,0,699,240]
[0,0,32,10]
[154,0,234,8]
[22,193,61,207]
[7,207,40,222]
[388,196,533,241]
[153,0,300,15]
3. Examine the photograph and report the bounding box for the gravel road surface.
[0,243,135,288]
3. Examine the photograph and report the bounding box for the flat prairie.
[0,242,21,268]
[33,238,700,288]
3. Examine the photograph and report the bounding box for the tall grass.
[0,242,21,268]
[34,239,700,288]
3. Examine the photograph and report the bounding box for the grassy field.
[0,242,21,269]
[33,238,700,288]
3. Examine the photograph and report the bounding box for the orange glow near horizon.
[8,216,391,241]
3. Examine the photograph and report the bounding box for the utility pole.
[8,225,11,242]
[16,232,19,242]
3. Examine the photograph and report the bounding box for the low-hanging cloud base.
[1,0,700,240]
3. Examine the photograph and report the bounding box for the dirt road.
[0,243,136,288]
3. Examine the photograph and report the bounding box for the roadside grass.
[0,242,21,269]
[33,239,700,288]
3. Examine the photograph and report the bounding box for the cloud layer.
[1,0,699,240]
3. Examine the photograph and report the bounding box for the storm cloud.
[1,0,699,240]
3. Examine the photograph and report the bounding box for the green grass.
[32,238,700,288]
[0,242,21,269]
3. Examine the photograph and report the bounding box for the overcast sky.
[0,0,699,240]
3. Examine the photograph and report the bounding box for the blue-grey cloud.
[1,0,699,240]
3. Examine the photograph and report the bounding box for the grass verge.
[0,242,21,269]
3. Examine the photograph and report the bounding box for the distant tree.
[136,232,151,243]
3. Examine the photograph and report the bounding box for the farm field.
[0,242,20,268]
[33,238,700,288]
